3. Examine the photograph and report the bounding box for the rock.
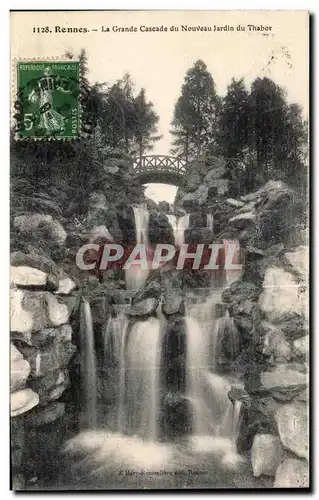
[11,388,39,417]
[19,339,76,378]
[229,181,302,248]
[274,458,309,488]
[293,335,309,358]
[10,290,70,334]
[24,402,65,427]
[11,344,30,392]
[261,366,307,392]
[148,212,175,245]
[22,196,62,217]
[55,277,77,295]
[10,251,60,290]
[285,246,308,280]
[10,288,33,334]
[161,269,184,316]
[29,369,69,403]
[129,297,158,317]
[229,211,257,227]
[259,267,307,322]
[275,402,308,459]
[251,434,283,477]
[44,292,70,326]
[88,225,114,244]
[222,280,260,334]
[132,279,161,304]
[14,213,67,245]
[145,197,158,211]
[228,385,252,408]
[216,316,241,362]
[10,266,47,288]
[158,201,170,213]
[226,198,245,208]
[261,322,292,362]
[115,203,136,243]
[12,474,26,490]
[296,389,308,402]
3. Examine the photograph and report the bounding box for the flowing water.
[67,218,246,488]
[79,298,98,429]
[206,213,214,232]
[125,204,150,292]
[167,213,190,246]
[185,287,242,457]
[124,317,162,439]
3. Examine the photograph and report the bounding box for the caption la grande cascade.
[103,25,169,32]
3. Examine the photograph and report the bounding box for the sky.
[11,10,309,203]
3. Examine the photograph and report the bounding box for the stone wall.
[10,260,78,488]
[222,181,309,488]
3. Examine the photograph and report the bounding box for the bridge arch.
[133,155,186,186]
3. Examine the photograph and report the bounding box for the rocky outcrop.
[10,258,77,483]
[251,434,283,477]
[219,181,309,488]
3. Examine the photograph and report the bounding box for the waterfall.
[103,307,129,432]
[125,205,150,292]
[79,299,98,429]
[185,289,241,447]
[206,213,214,232]
[132,204,149,245]
[124,317,161,439]
[167,213,190,247]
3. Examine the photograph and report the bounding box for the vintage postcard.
[10,10,309,490]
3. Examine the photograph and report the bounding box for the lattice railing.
[133,155,187,175]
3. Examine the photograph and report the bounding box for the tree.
[170,60,219,163]
[133,88,162,158]
[249,77,288,179]
[217,78,250,159]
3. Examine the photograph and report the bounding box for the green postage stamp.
[14,61,80,139]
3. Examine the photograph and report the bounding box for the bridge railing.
[133,155,187,175]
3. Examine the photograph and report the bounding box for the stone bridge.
[133,155,187,186]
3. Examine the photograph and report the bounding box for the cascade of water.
[185,288,241,445]
[125,204,150,292]
[79,299,98,429]
[206,213,214,232]
[103,308,129,432]
[124,317,161,440]
[167,213,190,247]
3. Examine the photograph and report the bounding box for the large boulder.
[223,181,302,248]
[275,402,308,459]
[10,289,70,335]
[259,267,307,323]
[129,298,158,317]
[261,322,291,363]
[17,329,76,378]
[11,388,39,417]
[161,268,184,316]
[274,457,309,488]
[10,266,47,288]
[10,251,61,290]
[11,344,31,392]
[293,335,309,359]
[251,434,283,477]
[261,365,307,395]
[148,212,175,245]
[284,246,308,281]
[14,213,67,246]
[55,277,77,295]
